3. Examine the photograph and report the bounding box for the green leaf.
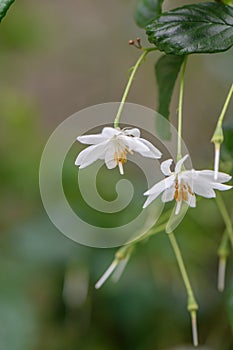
[135,0,163,28]
[0,0,15,22]
[155,54,184,119]
[146,2,233,55]
[155,54,184,139]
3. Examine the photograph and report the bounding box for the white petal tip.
[154,151,162,159]
[78,164,86,169]
[160,158,173,176]
[95,283,101,290]
[75,158,81,166]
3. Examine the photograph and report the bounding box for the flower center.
[174,178,194,202]
[114,146,133,175]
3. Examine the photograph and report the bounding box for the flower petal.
[75,142,107,168]
[123,136,150,154]
[124,128,140,137]
[144,175,175,196]
[102,127,120,138]
[160,159,173,176]
[135,138,162,159]
[196,170,232,184]
[143,175,175,208]
[192,179,216,198]
[105,147,117,169]
[185,193,196,208]
[175,154,189,173]
[143,193,159,208]
[212,183,232,191]
[161,186,174,203]
[181,169,232,198]
[77,134,106,145]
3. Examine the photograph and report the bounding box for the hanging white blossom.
[143,155,232,215]
[75,127,162,174]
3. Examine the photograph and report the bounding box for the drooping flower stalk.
[215,193,233,250]
[114,47,157,129]
[95,216,170,288]
[211,83,233,180]
[167,231,199,347]
[177,56,188,161]
[217,230,229,292]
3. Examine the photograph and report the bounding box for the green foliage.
[223,122,233,154]
[155,54,184,120]
[146,2,233,55]
[134,0,163,28]
[219,0,233,5]
[222,121,233,176]
[0,0,15,22]
[227,279,233,330]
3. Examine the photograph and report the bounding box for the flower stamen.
[174,179,194,204]
[114,149,128,175]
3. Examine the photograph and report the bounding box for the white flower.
[75,127,162,174]
[143,154,232,215]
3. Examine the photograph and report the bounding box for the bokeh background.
[0,0,233,349]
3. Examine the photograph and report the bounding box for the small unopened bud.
[136,37,142,48]
[95,245,134,289]
[128,38,142,49]
[111,256,130,283]
[211,123,224,145]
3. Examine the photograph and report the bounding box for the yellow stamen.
[114,148,128,175]
[174,179,194,203]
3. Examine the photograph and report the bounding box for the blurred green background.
[0,0,233,349]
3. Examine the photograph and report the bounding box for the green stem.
[211,83,233,179]
[132,223,166,245]
[215,193,233,249]
[114,48,156,128]
[133,208,174,243]
[167,231,198,347]
[217,83,233,127]
[217,230,230,292]
[177,56,188,161]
